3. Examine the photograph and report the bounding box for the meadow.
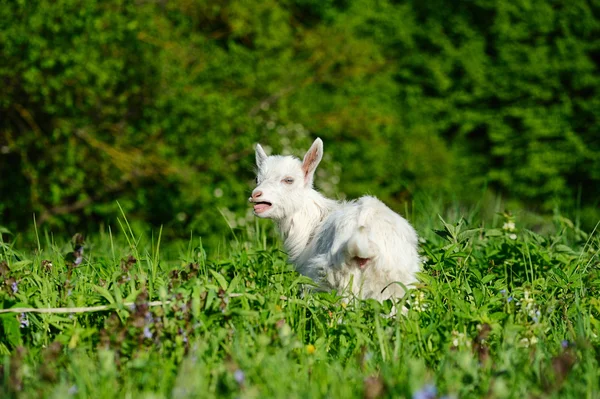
[1,206,598,399]
[2,1,599,397]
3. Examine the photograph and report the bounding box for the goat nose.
[252,190,263,200]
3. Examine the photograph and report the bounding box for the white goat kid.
[249,138,420,302]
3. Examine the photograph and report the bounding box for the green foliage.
[0,214,599,397]
[1,0,599,238]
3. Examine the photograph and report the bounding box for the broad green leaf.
[209,270,229,290]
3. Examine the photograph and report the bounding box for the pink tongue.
[254,203,271,213]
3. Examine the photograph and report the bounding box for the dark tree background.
[1,0,599,240]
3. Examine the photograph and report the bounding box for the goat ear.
[301,138,323,186]
[255,144,268,167]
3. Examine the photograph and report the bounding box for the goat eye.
[283,177,294,184]
[255,177,259,184]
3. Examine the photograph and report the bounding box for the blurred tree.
[0,0,598,240]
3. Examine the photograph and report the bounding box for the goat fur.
[249,138,420,301]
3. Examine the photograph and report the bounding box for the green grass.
[0,210,599,399]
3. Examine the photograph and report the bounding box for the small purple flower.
[67,289,72,296]
[413,383,437,399]
[178,328,188,344]
[11,281,18,293]
[19,313,29,328]
[128,303,136,311]
[234,369,245,384]
[507,296,514,303]
[500,289,507,295]
[143,326,153,339]
[144,312,154,323]
[68,384,78,395]
[73,247,84,266]
[561,340,569,349]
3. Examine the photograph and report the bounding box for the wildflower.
[143,326,153,339]
[411,292,428,312]
[413,383,437,399]
[499,289,507,295]
[450,330,471,349]
[11,281,18,293]
[68,385,78,395]
[502,221,516,232]
[509,233,517,240]
[520,336,539,348]
[561,340,569,349]
[144,312,154,324]
[19,313,29,328]
[178,328,189,344]
[507,296,513,303]
[530,336,538,345]
[234,369,245,384]
[72,246,84,266]
[306,344,316,355]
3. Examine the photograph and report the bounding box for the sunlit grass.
[0,211,599,398]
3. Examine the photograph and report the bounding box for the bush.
[1,0,599,241]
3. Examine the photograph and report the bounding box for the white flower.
[451,330,471,348]
[509,233,517,240]
[530,336,538,345]
[503,221,516,231]
[412,291,428,312]
[214,188,223,198]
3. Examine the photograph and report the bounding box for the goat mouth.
[253,201,272,214]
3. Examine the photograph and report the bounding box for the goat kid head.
[249,138,323,220]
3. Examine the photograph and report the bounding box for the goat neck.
[276,190,338,262]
